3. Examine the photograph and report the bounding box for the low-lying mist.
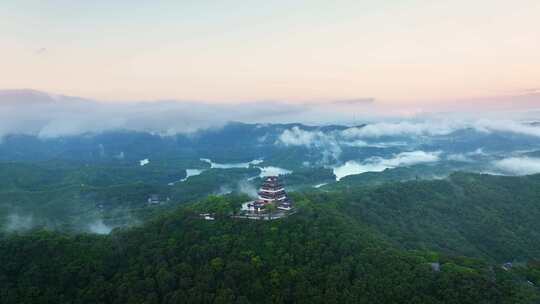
[333,151,441,181]
[1,89,540,141]
[1,212,116,235]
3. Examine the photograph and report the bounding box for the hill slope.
[321,172,540,262]
[1,197,537,303]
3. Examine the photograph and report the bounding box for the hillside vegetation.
[321,172,540,262]
[2,162,540,303]
[1,196,538,303]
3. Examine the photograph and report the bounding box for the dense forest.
[0,160,333,230]
[1,187,540,303]
[2,2,540,301]
[321,172,540,262]
[2,153,540,303]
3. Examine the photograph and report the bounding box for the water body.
[333,160,389,181]
[199,158,292,179]
[168,169,205,185]
[200,158,263,169]
[183,169,204,181]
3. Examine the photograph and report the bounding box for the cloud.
[4,214,34,232]
[277,126,342,163]
[276,123,449,165]
[340,120,540,139]
[277,127,323,146]
[447,154,473,162]
[333,151,441,180]
[2,89,540,142]
[330,98,375,106]
[0,90,311,139]
[493,157,540,175]
[278,127,413,149]
[87,219,113,234]
[216,185,232,195]
[473,120,540,138]
[446,148,487,163]
[276,119,540,167]
[520,88,540,95]
[34,48,47,55]
[341,121,460,138]
[237,180,258,198]
[341,140,407,148]
[258,166,292,178]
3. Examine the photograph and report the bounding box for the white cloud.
[333,151,441,181]
[473,120,540,138]
[87,219,113,234]
[493,157,540,175]
[277,126,415,161]
[139,158,150,166]
[2,89,540,144]
[446,148,487,162]
[277,126,342,163]
[313,183,328,188]
[278,127,322,146]
[237,180,258,198]
[341,121,459,138]
[276,119,540,166]
[0,90,311,138]
[470,148,487,156]
[216,186,232,195]
[340,140,370,147]
[341,120,540,140]
[258,166,292,178]
[4,214,34,232]
[446,154,473,162]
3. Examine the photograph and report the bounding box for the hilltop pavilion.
[243,176,293,213]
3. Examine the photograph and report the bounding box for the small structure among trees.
[147,194,170,206]
[240,176,294,219]
[147,194,161,205]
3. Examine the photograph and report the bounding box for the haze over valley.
[2,1,540,303]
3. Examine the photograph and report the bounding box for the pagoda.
[244,176,293,213]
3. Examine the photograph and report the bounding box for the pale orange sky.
[1,0,539,106]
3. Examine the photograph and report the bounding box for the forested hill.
[1,194,539,303]
[2,173,540,303]
[319,172,540,262]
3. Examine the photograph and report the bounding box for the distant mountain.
[0,89,91,106]
[0,121,370,164]
[0,89,361,140]
[0,121,539,177]
[0,89,56,106]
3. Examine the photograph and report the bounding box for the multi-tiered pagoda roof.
[243,176,293,213]
[258,176,287,202]
[256,176,292,211]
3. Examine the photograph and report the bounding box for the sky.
[1,0,539,111]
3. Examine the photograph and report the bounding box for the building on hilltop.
[242,176,293,214]
[147,194,161,205]
[147,194,170,205]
